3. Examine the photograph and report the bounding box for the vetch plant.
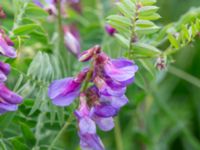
[0,0,200,150]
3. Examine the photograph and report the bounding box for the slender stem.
[168,66,200,88]
[48,115,74,150]
[114,117,124,150]
[81,58,95,92]
[81,67,93,92]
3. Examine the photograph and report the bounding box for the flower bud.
[63,25,80,57]
[156,57,166,70]
[105,24,116,36]
[74,68,89,83]
[0,6,6,19]
[78,45,101,62]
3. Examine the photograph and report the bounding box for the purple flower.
[94,76,126,97]
[91,103,118,118]
[75,94,105,150]
[100,94,128,109]
[104,58,138,86]
[0,61,10,82]
[0,31,16,58]
[48,77,81,106]
[92,54,137,97]
[79,133,105,150]
[63,25,81,57]
[91,114,114,131]
[86,86,126,118]
[0,83,23,114]
[105,24,116,36]
[48,68,88,106]
[75,94,96,133]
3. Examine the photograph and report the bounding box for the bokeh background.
[0,0,200,150]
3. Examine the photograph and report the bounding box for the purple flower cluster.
[0,29,23,114]
[48,45,138,149]
[33,1,81,57]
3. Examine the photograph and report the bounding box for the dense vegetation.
[0,0,200,150]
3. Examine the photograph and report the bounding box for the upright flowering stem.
[115,117,124,150]
[81,64,94,92]
[48,115,74,150]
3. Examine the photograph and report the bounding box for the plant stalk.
[48,115,74,150]
[114,116,124,150]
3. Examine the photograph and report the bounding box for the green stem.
[48,115,74,150]
[81,57,96,92]
[81,67,94,92]
[114,117,124,150]
[168,66,200,88]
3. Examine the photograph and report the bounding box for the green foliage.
[1,0,200,150]
[107,0,162,82]
[165,19,200,55]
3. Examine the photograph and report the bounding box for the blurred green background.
[0,0,200,150]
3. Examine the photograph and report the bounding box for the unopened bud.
[0,6,6,19]
[156,57,166,70]
[105,24,117,36]
[78,45,101,62]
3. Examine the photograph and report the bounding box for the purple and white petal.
[64,31,80,57]
[91,103,118,118]
[0,35,16,58]
[79,117,96,134]
[0,83,23,115]
[100,95,128,109]
[0,62,10,82]
[94,76,126,97]
[79,133,105,150]
[92,115,114,131]
[48,77,81,106]
[79,45,101,62]
[104,58,138,85]
[51,90,80,106]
